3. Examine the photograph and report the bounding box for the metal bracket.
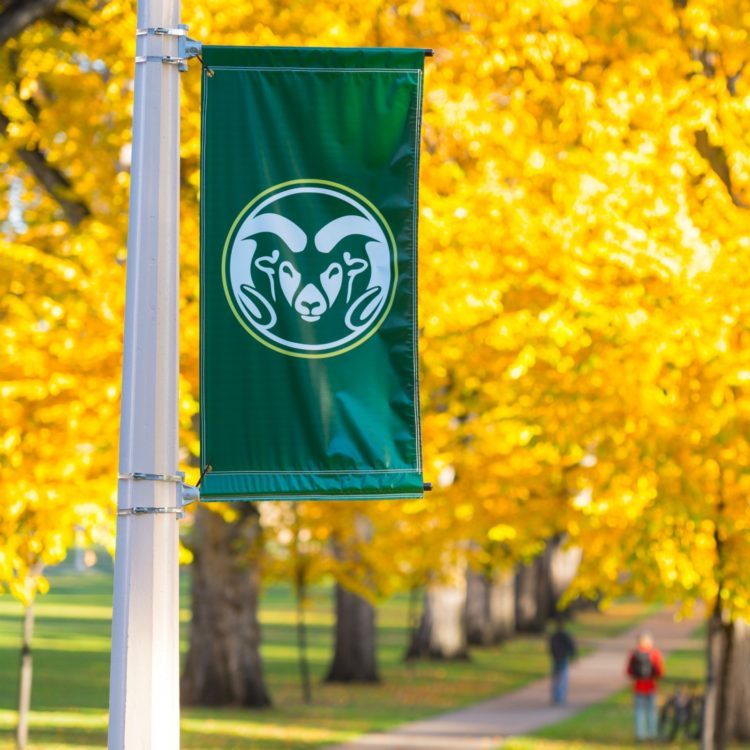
[136,26,188,37]
[134,24,202,72]
[135,55,187,66]
[117,506,185,517]
[119,471,183,483]
[180,35,202,67]
[181,483,200,505]
[118,470,200,517]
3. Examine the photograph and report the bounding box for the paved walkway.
[328,608,701,750]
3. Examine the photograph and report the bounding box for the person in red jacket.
[626,632,665,741]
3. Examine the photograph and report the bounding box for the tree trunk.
[406,585,421,643]
[325,582,379,682]
[181,504,271,707]
[465,568,491,646]
[406,582,469,660]
[466,568,516,646]
[515,540,569,633]
[714,619,735,750]
[488,569,516,643]
[702,606,741,750]
[325,515,380,683]
[702,608,721,750]
[16,603,34,750]
[294,570,312,702]
[548,543,582,603]
[514,561,537,632]
[515,553,551,632]
[291,505,312,704]
[728,619,750,740]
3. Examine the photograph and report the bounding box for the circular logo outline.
[221,179,399,359]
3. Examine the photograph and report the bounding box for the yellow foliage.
[2,0,750,619]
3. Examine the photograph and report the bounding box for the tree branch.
[727,63,745,96]
[0,0,62,48]
[695,129,748,209]
[0,111,90,225]
[0,3,92,225]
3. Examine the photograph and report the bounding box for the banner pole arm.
[107,0,183,747]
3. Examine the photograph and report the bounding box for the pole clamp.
[118,470,200,517]
[119,471,183,483]
[136,26,188,37]
[134,24,202,72]
[117,506,185,517]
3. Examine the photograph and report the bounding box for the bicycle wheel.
[658,698,680,741]
[686,696,704,740]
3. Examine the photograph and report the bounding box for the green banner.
[199,47,424,501]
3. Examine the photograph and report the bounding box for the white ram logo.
[226,185,394,356]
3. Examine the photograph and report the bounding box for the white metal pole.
[108,0,182,746]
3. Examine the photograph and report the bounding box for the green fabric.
[199,46,424,501]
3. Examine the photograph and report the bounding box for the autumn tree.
[4,3,750,743]
[0,0,126,742]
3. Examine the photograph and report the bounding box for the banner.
[199,47,425,501]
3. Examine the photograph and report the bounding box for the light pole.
[108,0,182,746]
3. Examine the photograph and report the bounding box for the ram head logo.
[225,183,396,357]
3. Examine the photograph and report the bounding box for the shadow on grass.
[0,730,106,749]
[0,643,110,711]
[0,576,673,750]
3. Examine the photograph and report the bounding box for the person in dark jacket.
[549,617,577,705]
[626,632,665,741]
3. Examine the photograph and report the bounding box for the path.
[327,608,700,750]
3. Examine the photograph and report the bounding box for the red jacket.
[627,647,664,694]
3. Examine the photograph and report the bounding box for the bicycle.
[658,682,704,741]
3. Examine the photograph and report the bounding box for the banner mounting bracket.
[117,470,200,516]
[178,31,203,72]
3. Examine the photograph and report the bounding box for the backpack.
[630,650,654,679]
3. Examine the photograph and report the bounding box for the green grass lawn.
[0,569,656,749]
[505,634,707,750]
